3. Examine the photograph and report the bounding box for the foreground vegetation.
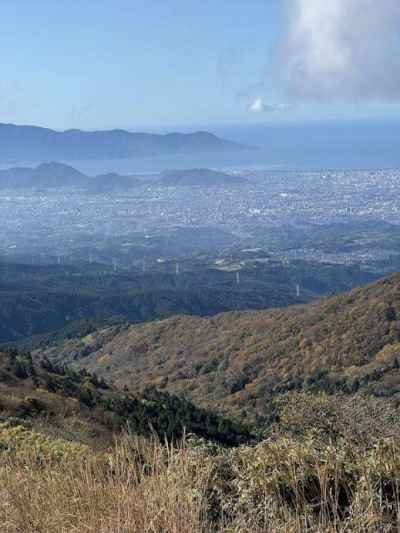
[0,350,253,449]
[4,271,400,531]
[2,392,400,532]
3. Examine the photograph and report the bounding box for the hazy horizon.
[2,118,400,174]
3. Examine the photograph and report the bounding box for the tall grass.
[1,432,400,532]
[2,391,400,532]
[0,435,210,533]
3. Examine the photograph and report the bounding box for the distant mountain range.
[0,161,250,190]
[0,122,250,161]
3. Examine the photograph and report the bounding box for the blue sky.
[1,0,400,130]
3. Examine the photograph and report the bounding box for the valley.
[4,2,400,529]
[39,273,400,420]
[0,256,376,346]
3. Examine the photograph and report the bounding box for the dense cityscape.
[2,167,400,271]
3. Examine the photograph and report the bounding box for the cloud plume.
[281,0,400,101]
[249,98,293,113]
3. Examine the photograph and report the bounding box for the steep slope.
[41,273,400,420]
[0,350,253,448]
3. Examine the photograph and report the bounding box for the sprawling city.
[3,1,400,531]
[2,167,400,273]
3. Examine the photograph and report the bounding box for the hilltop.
[0,123,249,161]
[0,162,87,188]
[86,172,141,193]
[40,273,400,420]
[0,161,142,189]
[158,168,249,187]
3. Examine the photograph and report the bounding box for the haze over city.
[2,2,400,532]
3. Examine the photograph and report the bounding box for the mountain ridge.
[0,123,250,161]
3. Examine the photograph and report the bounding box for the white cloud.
[249,97,293,113]
[281,0,400,101]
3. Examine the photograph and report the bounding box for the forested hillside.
[0,260,376,346]
[41,273,400,420]
[0,350,252,447]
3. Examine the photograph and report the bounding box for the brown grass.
[0,435,210,533]
[1,422,400,533]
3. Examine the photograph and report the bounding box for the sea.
[3,119,400,175]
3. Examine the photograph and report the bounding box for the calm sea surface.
[3,119,400,175]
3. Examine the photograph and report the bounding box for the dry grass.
[1,391,400,532]
[0,435,210,533]
[1,423,400,533]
